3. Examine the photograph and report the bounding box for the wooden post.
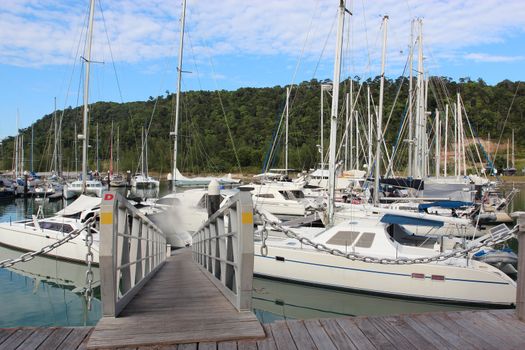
[517,212,525,321]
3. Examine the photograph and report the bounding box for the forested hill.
[1,77,523,174]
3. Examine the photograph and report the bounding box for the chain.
[0,216,97,269]
[84,220,95,311]
[254,209,517,265]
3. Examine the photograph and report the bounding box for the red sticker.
[104,193,114,201]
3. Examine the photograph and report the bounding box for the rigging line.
[491,81,521,163]
[201,40,242,175]
[459,95,485,175]
[360,0,372,78]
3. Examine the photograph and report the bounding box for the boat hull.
[253,243,516,305]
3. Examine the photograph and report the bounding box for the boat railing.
[99,191,167,317]
[191,189,254,311]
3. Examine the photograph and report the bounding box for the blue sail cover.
[418,200,472,212]
[380,214,444,227]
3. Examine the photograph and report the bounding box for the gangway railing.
[99,191,167,317]
[192,189,254,311]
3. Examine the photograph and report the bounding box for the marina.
[1,0,525,348]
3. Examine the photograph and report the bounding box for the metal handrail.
[192,190,254,311]
[99,191,167,317]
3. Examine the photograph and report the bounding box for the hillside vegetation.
[1,77,523,175]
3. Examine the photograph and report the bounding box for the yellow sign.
[100,212,113,225]
[241,211,253,224]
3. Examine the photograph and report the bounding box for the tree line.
[1,77,523,175]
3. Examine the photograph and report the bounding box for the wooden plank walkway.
[1,309,524,349]
[87,249,265,349]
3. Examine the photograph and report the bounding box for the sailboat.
[63,0,104,199]
[131,127,159,189]
[109,124,127,187]
[252,4,517,305]
[503,129,516,176]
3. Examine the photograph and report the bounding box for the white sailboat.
[131,127,159,189]
[64,0,104,199]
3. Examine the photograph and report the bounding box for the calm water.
[0,182,523,327]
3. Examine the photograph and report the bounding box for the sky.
[0,0,524,140]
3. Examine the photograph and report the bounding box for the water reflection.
[0,245,101,327]
[252,277,484,323]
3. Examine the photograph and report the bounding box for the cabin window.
[326,231,360,246]
[355,232,375,248]
[278,191,290,200]
[256,193,275,199]
[39,222,75,233]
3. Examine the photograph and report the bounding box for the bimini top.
[418,200,473,212]
[380,213,444,228]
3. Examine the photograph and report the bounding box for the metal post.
[99,191,117,317]
[516,213,525,321]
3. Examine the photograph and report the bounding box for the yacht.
[254,215,516,305]
[0,195,100,264]
[131,174,159,189]
[64,179,105,199]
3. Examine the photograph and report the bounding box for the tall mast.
[507,138,510,170]
[141,126,145,175]
[408,19,414,177]
[435,109,440,178]
[327,0,346,224]
[355,110,359,169]
[285,86,290,175]
[345,92,349,170]
[349,81,354,169]
[53,97,58,174]
[15,110,19,178]
[367,85,372,168]
[81,0,95,193]
[512,129,515,168]
[171,0,187,188]
[444,104,448,176]
[116,125,120,174]
[30,125,34,173]
[96,123,99,173]
[414,19,424,179]
[74,123,78,174]
[110,121,114,176]
[373,15,388,205]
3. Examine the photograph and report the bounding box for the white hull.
[253,243,515,305]
[0,221,99,264]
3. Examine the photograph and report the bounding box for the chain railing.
[255,209,517,265]
[192,189,254,311]
[99,191,167,317]
[0,216,98,269]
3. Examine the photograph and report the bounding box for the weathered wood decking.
[2,309,524,349]
[87,249,265,349]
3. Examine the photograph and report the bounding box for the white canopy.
[56,195,101,216]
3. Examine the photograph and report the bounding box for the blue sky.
[1,0,524,140]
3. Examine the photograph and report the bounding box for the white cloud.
[464,53,525,63]
[0,0,524,76]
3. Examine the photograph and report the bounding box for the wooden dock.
[2,309,524,349]
[87,249,265,349]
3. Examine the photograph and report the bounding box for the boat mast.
[30,124,34,173]
[512,129,515,169]
[367,85,372,168]
[285,86,290,175]
[81,0,95,193]
[444,104,448,176]
[408,20,414,177]
[53,97,58,174]
[327,0,347,225]
[355,109,359,169]
[345,92,349,171]
[116,125,120,174]
[435,109,440,178]
[74,123,78,175]
[15,110,19,178]
[171,0,187,188]
[110,121,114,176]
[141,126,145,176]
[96,123,99,173]
[349,81,354,169]
[373,16,388,205]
